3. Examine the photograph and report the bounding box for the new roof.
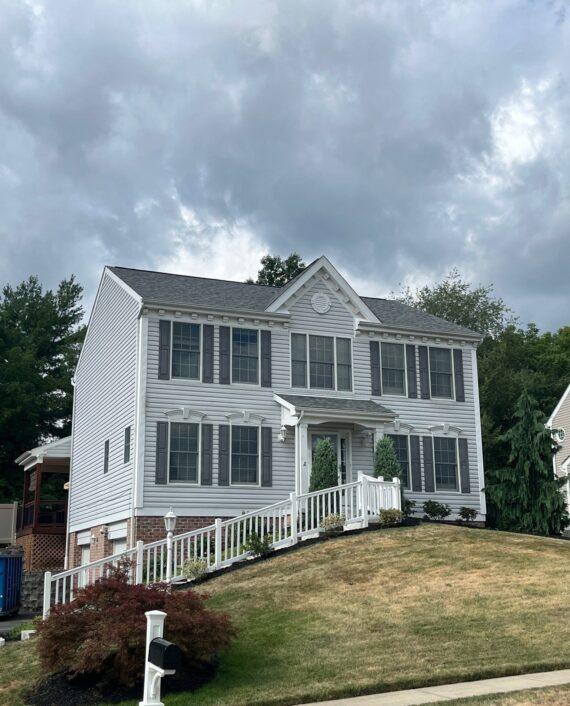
[110,265,480,338]
[277,394,395,416]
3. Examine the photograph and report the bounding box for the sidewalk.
[299,669,570,705]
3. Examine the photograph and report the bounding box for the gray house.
[65,255,485,568]
[547,383,570,515]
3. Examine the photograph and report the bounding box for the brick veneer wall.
[16,533,65,571]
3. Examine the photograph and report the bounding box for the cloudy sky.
[1,1,569,330]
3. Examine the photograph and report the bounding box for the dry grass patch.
[446,684,570,705]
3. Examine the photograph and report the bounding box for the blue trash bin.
[0,555,23,617]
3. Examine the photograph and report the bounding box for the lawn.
[447,685,570,705]
[1,524,569,706]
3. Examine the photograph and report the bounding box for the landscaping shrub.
[373,436,401,480]
[320,513,345,533]
[378,509,404,526]
[309,438,338,491]
[182,557,208,581]
[242,532,273,558]
[403,498,416,517]
[458,506,478,523]
[36,566,234,689]
[422,500,452,521]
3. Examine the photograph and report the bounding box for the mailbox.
[148,637,182,672]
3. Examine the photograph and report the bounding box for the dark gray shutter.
[410,435,422,492]
[158,320,171,380]
[155,421,168,485]
[201,424,213,485]
[406,345,417,398]
[261,427,272,487]
[423,436,435,492]
[453,349,465,402]
[218,424,230,486]
[418,346,431,399]
[219,326,230,385]
[202,325,214,383]
[260,330,272,388]
[370,341,381,396]
[458,438,470,493]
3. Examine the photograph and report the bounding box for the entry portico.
[274,394,396,494]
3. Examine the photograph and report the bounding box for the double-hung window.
[433,437,458,490]
[429,348,453,398]
[232,328,259,384]
[169,422,199,483]
[387,434,410,488]
[172,322,201,379]
[381,343,406,395]
[231,426,259,485]
[291,333,352,391]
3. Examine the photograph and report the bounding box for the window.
[232,328,259,384]
[429,348,453,398]
[124,426,131,464]
[172,322,201,379]
[387,434,410,488]
[103,440,109,473]
[433,437,458,491]
[169,422,199,483]
[336,338,352,391]
[291,333,308,387]
[381,343,406,395]
[231,426,259,485]
[309,335,335,389]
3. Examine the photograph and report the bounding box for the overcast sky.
[1,1,569,330]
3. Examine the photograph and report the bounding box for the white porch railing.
[43,474,400,618]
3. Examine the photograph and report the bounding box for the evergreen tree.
[485,390,569,536]
[0,275,85,500]
[309,439,338,491]
[246,253,306,287]
[373,436,402,481]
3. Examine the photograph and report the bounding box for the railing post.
[358,472,369,527]
[214,518,222,570]
[393,477,402,510]
[42,571,52,620]
[135,540,144,585]
[289,492,298,545]
[165,531,173,584]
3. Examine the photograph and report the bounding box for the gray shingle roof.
[110,266,480,338]
[277,394,395,416]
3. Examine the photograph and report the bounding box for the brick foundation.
[16,533,66,572]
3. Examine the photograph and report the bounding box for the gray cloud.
[0,0,569,329]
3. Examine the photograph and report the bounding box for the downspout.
[63,375,77,570]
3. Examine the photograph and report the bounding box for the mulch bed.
[25,659,218,706]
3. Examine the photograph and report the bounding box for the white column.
[140,610,167,706]
[42,571,52,620]
[165,531,173,583]
[299,423,309,494]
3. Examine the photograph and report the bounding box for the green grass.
[445,685,570,705]
[2,525,569,706]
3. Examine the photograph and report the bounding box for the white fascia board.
[143,301,289,322]
[547,383,570,427]
[356,320,481,343]
[265,256,380,323]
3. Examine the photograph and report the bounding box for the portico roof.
[275,394,395,420]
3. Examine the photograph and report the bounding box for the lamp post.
[163,508,177,583]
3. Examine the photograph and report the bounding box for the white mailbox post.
[140,610,174,706]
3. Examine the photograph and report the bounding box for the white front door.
[310,432,351,485]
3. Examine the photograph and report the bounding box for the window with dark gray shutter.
[429,348,454,398]
[218,424,230,485]
[406,345,417,398]
[410,435,422,492]
[260,330,272,387]
[172,322,201,379]
[201,424,213,485]
[219,327,230,385]
[381,343,406,395]
[103,439,110,474]
[232,328,259,384]
[261,427,272,487]
[291,333,307,387]
[169,423,199,483]
[418,346,430,399]
[202,324,214,383]
[155,422,168,485]
[158,320,171,380]
[123,426,131,464]
[231,426,259,484]
[422,436,435,492]
[453,349,465,402]
[458,437,470,493]
[433,437,459,491]
[370,340,381,396]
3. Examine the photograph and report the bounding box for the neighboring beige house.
[547,383,570,514]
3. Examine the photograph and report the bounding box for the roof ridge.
[110,265,281,291]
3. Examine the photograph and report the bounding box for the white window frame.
[432,435,460,493]
[229,423,261,487]
[171,321,203,382]
[230,326,261,386]
[380,342,408,397]
[386,433,412,490]
[289,331,354,392]
[167,420,202,485]
[428,346,455,400]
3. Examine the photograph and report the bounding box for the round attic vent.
[311,292,331,314]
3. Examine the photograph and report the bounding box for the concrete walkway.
[299,669,570,705]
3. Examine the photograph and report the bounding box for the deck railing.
[43,473,400,618]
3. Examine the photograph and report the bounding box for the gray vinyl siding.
[69,273,139,531]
